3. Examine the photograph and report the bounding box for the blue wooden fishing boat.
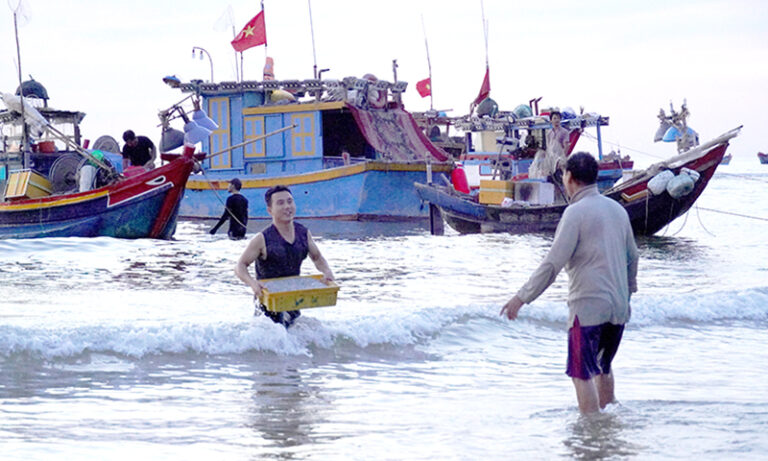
[161,76,453,220]
[413,103,632,194]
[1,79,195,239]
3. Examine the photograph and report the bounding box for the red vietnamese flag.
[473,66,490,105]
[416,78,431,98]
[231,11,267,52]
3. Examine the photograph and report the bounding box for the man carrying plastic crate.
[234,185,335,327]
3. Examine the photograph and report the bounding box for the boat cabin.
[414,105,616,192]
[166,76,448,180]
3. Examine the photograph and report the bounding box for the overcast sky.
[2,0,766,169]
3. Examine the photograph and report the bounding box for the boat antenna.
[308,0,319,78]
[421,14,433,111]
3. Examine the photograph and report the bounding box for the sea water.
[1,168,767,460]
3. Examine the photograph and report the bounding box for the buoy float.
[451,163,470,194]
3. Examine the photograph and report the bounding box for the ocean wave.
[521,286,768,326]
[0,304,477,360]
[1,288,764,359]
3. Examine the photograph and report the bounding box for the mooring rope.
[694,204,716,237]
[712,172,768,184]
[694,206,768,222]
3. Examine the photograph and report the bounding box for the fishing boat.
[0,80,195,239]
[416,103,741,236]
[758,152,768,164]
[161,71,453,220]
[413,102,633,194]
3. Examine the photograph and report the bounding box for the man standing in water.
[210,178,248,240]
[500,152,639,414]
[235,185,335,328]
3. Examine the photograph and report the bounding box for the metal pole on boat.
[205,125,295,161]
[11,3,30,169]
[596,123,603,160]
[308,0,319,79]
[192,47,214,83]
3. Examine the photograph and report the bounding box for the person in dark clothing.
[234,185,334,328]
[121,130,156,170]
[210,178,249,240]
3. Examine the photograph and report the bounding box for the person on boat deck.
[500,152,639,415]
[209,178,249,240]
[546,111,571,172]
[121,130,156,170]
[234,185,335,328]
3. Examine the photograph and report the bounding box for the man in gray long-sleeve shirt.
[501,152,639,414]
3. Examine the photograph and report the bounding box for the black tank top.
[255,223,309,279]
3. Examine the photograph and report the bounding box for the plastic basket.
[259,274,339,312]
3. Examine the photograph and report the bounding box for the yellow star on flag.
[243,25,254,37]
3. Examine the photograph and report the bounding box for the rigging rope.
[196,159,248,230]
[713,172,768,184]
[579,131,667,161]
[694,204,716,237]
[694,206,768,222]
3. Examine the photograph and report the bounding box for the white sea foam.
[518,286,768,326]
[1,287,764,360]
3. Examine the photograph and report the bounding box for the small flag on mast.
[416,78,431,98]
[231,11,267,52]
[473,66,490,105]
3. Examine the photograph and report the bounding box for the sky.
[2,0,767,170]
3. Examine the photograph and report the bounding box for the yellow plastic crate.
[5,169,52,200]
[479,179,515,205]
[259,274,339,312]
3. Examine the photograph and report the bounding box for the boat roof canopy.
[0,107,85,125]
[415,111,609,132]
[177,78,408,99]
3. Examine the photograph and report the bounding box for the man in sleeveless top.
[234,185,335,328]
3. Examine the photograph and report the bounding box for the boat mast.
[421,15,433,111]
[11,2,30,168]
[308,0,319,78]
